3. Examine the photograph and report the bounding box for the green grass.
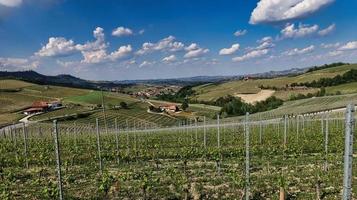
[0,79,35,89]
[64,90,136,106]
[326,82,357,95]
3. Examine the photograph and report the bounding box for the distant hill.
[115,67,308,85]
[0,70,131,90]
[0,63,348,88]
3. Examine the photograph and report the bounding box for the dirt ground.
[235,89,275,104]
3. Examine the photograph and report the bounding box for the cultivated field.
[1,108,355,199]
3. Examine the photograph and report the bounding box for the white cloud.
[76,27,107,52]
[184,43,209,58]
[256,36,275,50]
[246,36,275,51]
[162,55,177,63]
[321,42,340,48]
[234,29,247,37]
[280,23,319,39]
[185,43,199,51]
[139,29,145,35]
[249,0,334,24]
[109,45,132,60]
[328,50,343,56]
[0,57,39,70]
[139,60,155,68]
[338,41,357,51]
[0,0,22,7]
[318,23,335,36]
[112,26,133,37]
[232,49,269,62]
[219,43,240,55]
[257,36,273,44]
[282,45,315,56]
[136,36,184,55]
[36,37,78,57]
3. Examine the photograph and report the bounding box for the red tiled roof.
[32,101,49,108]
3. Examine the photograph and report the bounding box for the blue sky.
[0,0,357,80]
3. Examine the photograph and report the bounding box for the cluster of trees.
[306,62,348,73]
[156,85,195,103]
[217,95,283,117]
[288,87,326,101]
[291,69,357,88]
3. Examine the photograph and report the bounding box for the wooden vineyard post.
[321,115,324,135]
[195,118,198,143]
[115,118,120,165]
[284,115,287,147]
[296,115,299,141]
[342,104,355,200]
[259,120,262,144]
[203,116,207,148]
[324,114,329,171]
[126,119,129,154]
[22,123,29,169]
[53,120,63,200]
[245,112,250,200]
[217,114,220,148]
[96,118,103,174]
[73,122,77,148]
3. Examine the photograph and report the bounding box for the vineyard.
[0,104,356,199]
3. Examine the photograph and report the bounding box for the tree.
[120,101,128,109]
[181,98,189,111]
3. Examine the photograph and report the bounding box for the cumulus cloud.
[280,23,319,39]
[338,41,357,51]
[318,23,335,36]
[75,27,109,64]
[36,37,78,57]
[0,0,22,7]
[234,29,247,37]
[162,55,177,63]
[321,42,340,48]
[112,26,133,37]
[282,45,315,56]
[109,45,132,60]
[136,36,184,55]
[0,57,39,70]
[219,44,240,55]
[139,29,145,35]
[232,49,269,62]
[249,0,334,24]
[184,43,209,58]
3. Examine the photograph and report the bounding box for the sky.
[0,0,357,81]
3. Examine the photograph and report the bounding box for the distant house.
[243,76,251,81]
[159,104,179,113]
[48,101,62,109]
[23,107,45,115]
[23,100,62,115]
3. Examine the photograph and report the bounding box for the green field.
[192,64,357,101]
[0,80,187,128]
[0,79,35,89]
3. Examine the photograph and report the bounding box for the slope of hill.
[0,70,131,90]
[192,63,357,102]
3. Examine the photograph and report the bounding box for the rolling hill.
[192,63,357,102]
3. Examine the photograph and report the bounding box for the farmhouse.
[23,101,62,115]
[159,104,179,113]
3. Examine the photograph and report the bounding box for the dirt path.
[235,89,275,104]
